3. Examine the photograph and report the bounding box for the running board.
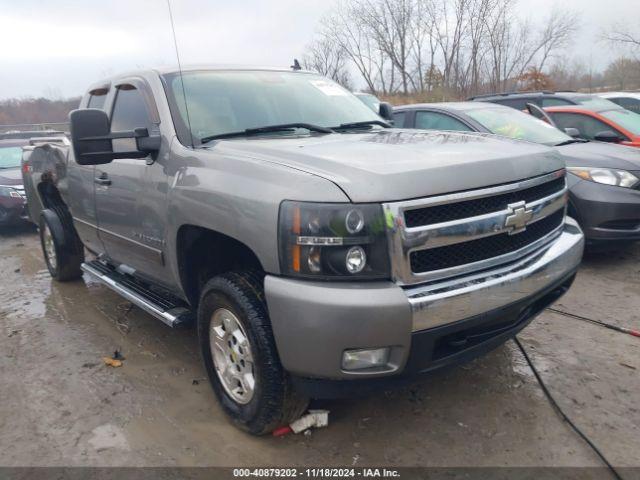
[81,260,193,328]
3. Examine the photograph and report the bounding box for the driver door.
[95,81,168,282]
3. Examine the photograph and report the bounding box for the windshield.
[601,109,640,135]
[355,93,380,113]
[465,107,570,146]
[0,147,22,169]
[163,70,382,145]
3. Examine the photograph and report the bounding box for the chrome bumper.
[406,217,584,332]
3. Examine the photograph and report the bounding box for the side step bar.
[81,260,193,328]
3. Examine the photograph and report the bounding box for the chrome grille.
[404,176,565,228]
[409,210,564,273]
[383,170,567,285]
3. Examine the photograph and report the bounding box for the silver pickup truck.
[22,66,584,434]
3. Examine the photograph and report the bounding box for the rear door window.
[110,85,152,152]
[392,111,406,128]
[87,91,108,109]
[609,97,640,114]
[414,111,472,132]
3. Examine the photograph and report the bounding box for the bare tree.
[433,0,469,92]
[483,4,577,93]
[605,24,640,66]
[357,0,417,94]
[548,57,588,91]
[302,37,352,88]
[304,0,579,99]
[531,8,579,72]
[604,57,640,90]
[320,4,387,93]
[413,0,440,92]
[483,0,526,92]
[605,24,640,51]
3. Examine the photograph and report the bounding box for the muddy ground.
[0,224,638,469]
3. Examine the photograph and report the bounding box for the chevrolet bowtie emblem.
[504,201,533,234]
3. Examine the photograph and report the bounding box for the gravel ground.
[0,224,638,471]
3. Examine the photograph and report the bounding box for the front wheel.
[197,271,308,435]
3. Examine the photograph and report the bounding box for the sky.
[0,0,636,100]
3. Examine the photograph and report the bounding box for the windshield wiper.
[330,120,391,131]
[554,138,588,147]
[201,123,333,144]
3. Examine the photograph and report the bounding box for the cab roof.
[85,65,315,93]
[394,101,503,112]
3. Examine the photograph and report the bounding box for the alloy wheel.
[209,308,256,404]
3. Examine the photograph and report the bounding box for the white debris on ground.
[290,410,330,434]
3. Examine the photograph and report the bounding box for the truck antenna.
[166,0,195,148]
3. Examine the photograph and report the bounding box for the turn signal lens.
[291,244,301,272]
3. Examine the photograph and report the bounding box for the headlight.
[567,167,639,188]
[0,186,23,198]
[278,201,390,279]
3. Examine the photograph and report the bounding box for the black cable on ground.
[546,307,640,338]
[513,336,624,480]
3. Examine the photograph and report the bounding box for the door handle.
[94,174,111,186]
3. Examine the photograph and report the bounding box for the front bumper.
[265,218,584,387]
[569,176,640,242]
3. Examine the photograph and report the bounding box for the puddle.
[506,341,553,381]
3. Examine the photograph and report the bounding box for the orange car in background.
[544,105,640,149]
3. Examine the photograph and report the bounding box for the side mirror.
[564,127,581,138]
[593,130,622,143]
[69,109,160,166]
[70,109,113,165]
[379,102,394,123]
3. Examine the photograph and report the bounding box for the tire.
[197,270,308,435]
[39,209,84,281]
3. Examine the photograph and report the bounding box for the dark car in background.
[597,92,640,114]
[394,102,640,244]
[0,138,30,226]
[468,90,622,111]
[0,131,65,227]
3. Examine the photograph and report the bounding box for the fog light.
[345,246,366,274]
[342,347,390,371]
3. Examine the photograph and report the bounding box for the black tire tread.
[40,209,84,282]
[198,270,308,435]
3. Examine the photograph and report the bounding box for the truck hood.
[556,141,640,170]
[206,130,563,202]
